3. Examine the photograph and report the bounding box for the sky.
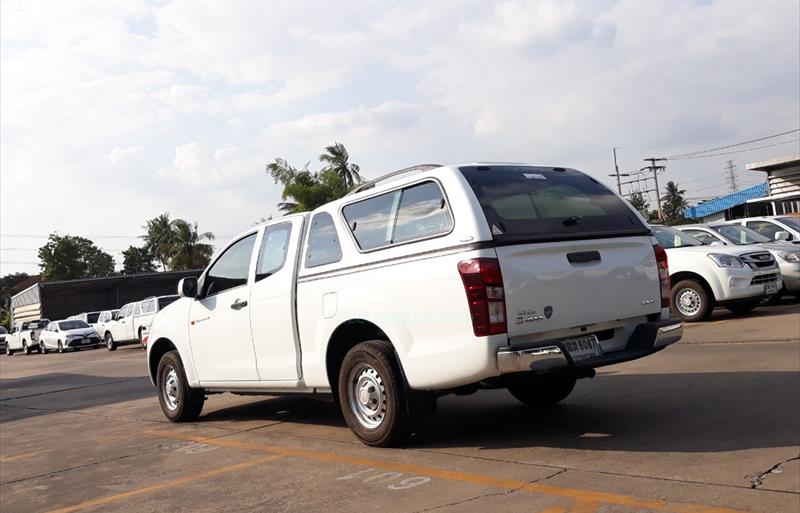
[1,0,799,275]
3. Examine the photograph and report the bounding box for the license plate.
[766,282,778,294]
[562,334,602,361]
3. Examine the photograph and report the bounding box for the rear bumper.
[497,319,682,374]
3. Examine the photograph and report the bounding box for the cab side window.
[140,300,155,314]
[133,303,142,316]
[746,221,781,240]
[203,233,257,296]
[256,223,292,281]
[305,213,342,268]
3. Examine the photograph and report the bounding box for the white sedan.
[39,320,102,353]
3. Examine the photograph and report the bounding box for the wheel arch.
[148,338,178,385]
[671,271,717,300]
[325,319,399,400]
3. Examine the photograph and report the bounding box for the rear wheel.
[22,341,30,355]
[507,374,577,408]
[338,340,410,447]
[156,350,204,422]
[106,333,117,351]
[726,299,760,315]
[671,279,714,322]
[40,342,48,354]
[5,345,13,356]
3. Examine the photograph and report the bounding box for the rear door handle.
[230,299,248,310]
[567,251,601,264]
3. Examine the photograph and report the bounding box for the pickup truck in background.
[147,163,683,446]
[6,319,50,355]
[102,296,178,351]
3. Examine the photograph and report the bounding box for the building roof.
[683,182,768,219]
[745,155,800,173]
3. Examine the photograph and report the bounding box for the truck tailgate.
[497,236,661,338]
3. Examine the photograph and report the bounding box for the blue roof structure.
[683,182,768,219]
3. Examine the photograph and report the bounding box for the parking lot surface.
[1,302,798,513]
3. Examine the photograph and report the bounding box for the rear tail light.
[654,244,670,308]
[457,258,507,336]
[142,335,149,346]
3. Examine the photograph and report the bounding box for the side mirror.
[178,277,198,299]
[774,231,790,241]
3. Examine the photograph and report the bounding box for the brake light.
[457,258,507,336]
[142,335,149,346]
[654,244,670,308]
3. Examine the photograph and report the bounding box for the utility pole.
[643,157,667,222]
[612,147,621,194]
[725,159,738,193]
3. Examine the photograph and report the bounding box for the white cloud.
[1,0,798,276]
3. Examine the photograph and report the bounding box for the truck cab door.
[250,218,304,381]
[189,232,260,382]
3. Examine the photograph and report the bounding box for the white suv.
[650,226,781,322]
[147,163,682,446]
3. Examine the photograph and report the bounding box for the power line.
[664,129,800,159]
[667,138,800,160]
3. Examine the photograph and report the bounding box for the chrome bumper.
[496,319,682,375]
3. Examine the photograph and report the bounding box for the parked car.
[39,320,102,353]
[101,302,142,351]
[134,295,179,345]
[147,163,683,446]
[677,223,800,298]
[5,319,50,355]
[95,309,119,338]
[0,326,7,353]
[650,225,780,322]
[722,216,800,243]
[67,311,104,332]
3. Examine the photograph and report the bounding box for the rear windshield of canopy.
[459,166,648,243]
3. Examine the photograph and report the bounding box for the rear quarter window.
[342,180,452,251]
[305,212,343,268]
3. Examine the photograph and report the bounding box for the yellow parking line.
[0,450,48,462]
[43,454,282,513]
[143,430,749,513]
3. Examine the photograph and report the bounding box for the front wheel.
[40,342,48,354]
[338,340,409,447]
[5,345,12,356]
[106,333,117,351]
[671,279,714,322]
[507,374,577,408]
[726,299,760,315]
[156,350,204,422]
[57,341,64,353]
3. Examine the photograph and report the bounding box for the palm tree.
[168,220,215,270]
[142,213,175,271]
[661,181,688,224]
[319,142,361,189]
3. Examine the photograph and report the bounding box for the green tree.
[628,191,650,217]
[121,245,157,275]
[661,181,689,225]
[37,234,115,281]
[169,219,215,270]
[319,142,362,189]
[143,213,174,271]
[0,272,30,329]
[266,143,360,214]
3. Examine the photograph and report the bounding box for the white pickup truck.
[147,163,682,446]
[650,226,781,321]
[5,319,50,355]
[103,296,178,351]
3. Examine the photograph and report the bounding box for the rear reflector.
[457,258,507,336]
[654,244,670,308]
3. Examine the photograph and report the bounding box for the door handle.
[230,299,248,310]
[567,251,601,264]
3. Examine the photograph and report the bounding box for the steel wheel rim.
[162,366,180,411]
[348,363,387,429]
[677,288,702,316]
[107,336,113,349]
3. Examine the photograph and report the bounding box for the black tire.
[671,279,714,322]
[338,340,410,447]
[40,342,48,355]
[57,341,64,353]
[726,299,760,315]
[106,333,117,351]
[22,341,30,355]
[5,345,12,356]
[507,374,577,408]
[156,350,204,422]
